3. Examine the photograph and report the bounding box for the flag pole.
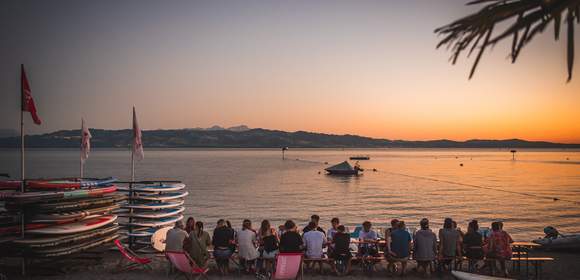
[80,119,84,179]
[19,64,26,276]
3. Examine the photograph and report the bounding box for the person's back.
[280,231,303,253]
[439,227,459,257]
[413,228,437,261]
[490,229,513,259]
[213,226,234,248]
[166,226,188,252]
[238,228,259,260]
[303,229,325,258]
[390,228,411,258]
[188,223,211,267]
[279,220,303,253]
[333,232,350,256]
[463,230,483,259]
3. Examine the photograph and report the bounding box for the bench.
[511,257,554,280]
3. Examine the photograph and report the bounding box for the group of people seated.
[164,214,514,277]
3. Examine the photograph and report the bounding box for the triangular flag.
[21,65,41,125]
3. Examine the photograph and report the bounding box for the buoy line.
[285,156,580,206]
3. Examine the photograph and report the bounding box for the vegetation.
[436,0,580,81]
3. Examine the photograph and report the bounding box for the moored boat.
[349,155,370,160]
[325,161,361,175]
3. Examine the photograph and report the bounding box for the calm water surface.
[1,148,579,241]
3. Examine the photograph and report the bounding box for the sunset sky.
[1,0,579,143]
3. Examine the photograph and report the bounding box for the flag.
[21,64,41,125]
[132,107,144,161]
[81,118,91,163]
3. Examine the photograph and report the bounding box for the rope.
[285,156,580,206]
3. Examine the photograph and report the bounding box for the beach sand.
[2,249,579,280]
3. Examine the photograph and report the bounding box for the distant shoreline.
[0,128,578,149]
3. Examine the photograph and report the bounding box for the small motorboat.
[349,155,370,160]
[325,161,361,175]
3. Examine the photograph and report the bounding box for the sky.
[0,0,579,143]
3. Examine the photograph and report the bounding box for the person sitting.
[257,220,279,273]
[185,217,195,234]
[543,226,560,239]
[326,217,340,256]
[385,218,400,273]
[463,220,483,272]
[487,221,513,277]
[438,218,461,271]
[413,218,437,277]
[237,219,259,273]
[330,225,353,276]
[187,221,211,268]
[387,220,412,276]
[303,214,326,235]
[212,219,235,275]
[279,220,304,253]
[303,221,326,272]
[165,220,189,252]
[358,221,378,256]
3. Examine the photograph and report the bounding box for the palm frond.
[436,0,580,81]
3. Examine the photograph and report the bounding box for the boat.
[533,234,580,250]
[349,155,370,160]
[451,271,514,280]
[325,161,361,175]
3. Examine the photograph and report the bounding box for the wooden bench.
[511,257,554,280]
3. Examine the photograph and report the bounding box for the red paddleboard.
[27,177,117,190]
[0,181,21,190]
[27,215,117,235]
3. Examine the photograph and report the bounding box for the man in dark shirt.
[212,219,235,275]
[279,220,303,253]
[302,214,326,235]
[331,225,352,275]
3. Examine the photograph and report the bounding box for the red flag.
[21,65,41,125]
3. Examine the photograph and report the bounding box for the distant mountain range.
[0,126,578,148]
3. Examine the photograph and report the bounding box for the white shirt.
[303,230,325,258]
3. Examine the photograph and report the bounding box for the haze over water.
[1,148,579,241]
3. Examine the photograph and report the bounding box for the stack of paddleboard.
[116,182,187,248]
[0,177,123,258]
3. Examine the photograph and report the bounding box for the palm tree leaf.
[470,26,494,79]
[567,10,575,82]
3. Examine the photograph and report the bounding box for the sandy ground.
[2,249,579,280]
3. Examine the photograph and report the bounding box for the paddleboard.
[14,224,119,248]
[27,177,117,190]
[451,271,514,280]
[5,186,117,204]
[131,191,188,201]
[119,215,183,228]
[0,181,21,190]
[29,194,126,212]
[151,226,172,252]
[117,206,185,219]
[26,215,117,235]
[0,215,103,236]
[121,228,157,237]
[117,183,185,193]
[30,232,119,257]
[28,204,119,222]
[122,200,184,210]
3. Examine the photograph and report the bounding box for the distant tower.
[510,149,517,160]
[282,147,288,160]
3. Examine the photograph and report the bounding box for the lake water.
[1,148,579,241]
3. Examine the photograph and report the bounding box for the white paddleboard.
[27,215,117,235]
[131,191,188,202]
[151,226,172,252]
[117,183,186,193]
[451,271,514,280]
[121,200,184,210]
[119,215,183,227]
[117,207,185,219]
